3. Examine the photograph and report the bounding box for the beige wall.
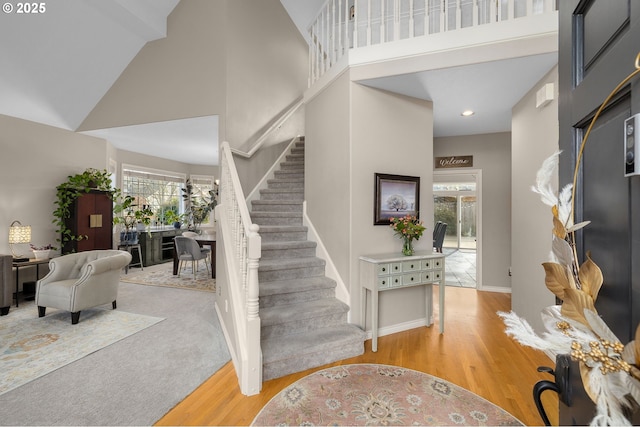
[306,72,352,279]
[0,114,110,256]
[350,84,434,329]
[79,0,227,131]
[511,65,558,332]
[306,74,435,332]
[434,132,512,290]
[225,0,307,147]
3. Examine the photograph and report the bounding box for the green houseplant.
[181,179,218,231]
[112,194,154,244]
[53,168,117,253]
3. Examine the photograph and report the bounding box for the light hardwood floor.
[156,286,559,426]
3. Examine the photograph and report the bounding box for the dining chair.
[174,236,210,278]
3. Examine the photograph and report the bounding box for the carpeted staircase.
[251,138,365,381]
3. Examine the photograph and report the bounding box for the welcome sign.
[435,155,473,169]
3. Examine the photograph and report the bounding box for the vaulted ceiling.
[1,0,557,166]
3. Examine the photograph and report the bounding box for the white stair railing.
[219,140,262,395]
[308,0,558,85]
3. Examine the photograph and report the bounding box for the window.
[122,165,186,227]
[187,175,216,226]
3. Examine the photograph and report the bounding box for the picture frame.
[374,173,420,225]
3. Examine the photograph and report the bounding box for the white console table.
[360,250,445,352]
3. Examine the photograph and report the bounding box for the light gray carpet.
[0,280,230,426]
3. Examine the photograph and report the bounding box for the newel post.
[246,224,261,320]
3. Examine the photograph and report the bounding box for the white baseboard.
[214,301,240,379]
[479,285,512,293]
[363,318,428,340]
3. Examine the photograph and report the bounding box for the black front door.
[558,0,640,424]
[560,0,639,346]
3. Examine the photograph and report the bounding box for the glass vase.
[402,237,414,256]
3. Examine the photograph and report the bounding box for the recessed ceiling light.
[461,110,475,117]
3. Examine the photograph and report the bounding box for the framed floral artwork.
[374,173,420,225]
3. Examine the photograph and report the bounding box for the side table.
[360,250,445,352]
[13,258,50,307]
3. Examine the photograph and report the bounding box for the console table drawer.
[402,272,422,285]
[402,260,420,271]
[421,269,443,282]
[378,276,391,288]
[377,264,391,275]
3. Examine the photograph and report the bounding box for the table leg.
[371,288,379,352]
[210,242,216,279]
[439,280,445,334]
[14,266,20,307]
[173,244,179,275]
[425,283,433,326]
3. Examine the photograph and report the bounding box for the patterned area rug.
[119,261,215,292]
[0,302,163,396]
[252,364,523,426]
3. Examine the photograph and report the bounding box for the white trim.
[121,163,187,181]
[433,168,482,290]
[363,318,428,339]
[302,201,351,314]
[480,285,512,293]
[215,301,240,378]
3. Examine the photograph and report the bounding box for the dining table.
[172,234,216,278]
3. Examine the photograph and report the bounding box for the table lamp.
[8,220,31,261]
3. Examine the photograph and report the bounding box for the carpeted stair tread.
[251,200,303,212]
[252,212,302,219]
[261,240,316,251]
[261,324,365,365]
[261,240,317,260]
[259,225,308,233]
[258,256,325,272]
[259,276,336,297]
[259,189,304,201]
[260,298,348,326]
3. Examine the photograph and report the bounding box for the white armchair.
[36,250,132,324]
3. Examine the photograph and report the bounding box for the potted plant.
[163,209,184,229]
[30,243,54,259]
[181,179,218,231]
[113,195,154,244]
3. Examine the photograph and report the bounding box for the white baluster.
[424,0,429,34]
[439,0,445,33]
[367,0,372,45]
[409,0,415,37]
[526,0,532,16]
[490,0,497,23]
[380,0,387,43]
[331,0,336,65]
[471,0,480,27]
[334,0,347,56]
[353,0,359,47]
[455,0,461,30]
[507,0,514,19]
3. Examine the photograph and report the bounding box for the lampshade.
[8,220,31,244]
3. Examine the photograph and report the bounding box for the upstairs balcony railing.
[309,0,558,85]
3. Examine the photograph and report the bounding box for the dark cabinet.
[138,229,182,266]
[63,191,113,253]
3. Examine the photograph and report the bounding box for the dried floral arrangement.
[498,53,640,426]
